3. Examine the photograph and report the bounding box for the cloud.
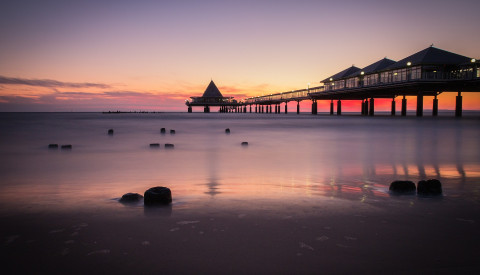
[0,75,110,89]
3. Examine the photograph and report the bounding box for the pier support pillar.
[432,94,438,116]
[249,105,252,113]
[337,100,342,115]
[244,106,247,113]
[369,98,375,116]
[285,102,288,114]
[330,100,334,115]
[188,106,192,113]
[364,100,369,116]
[455,91,462,117]
[416,92,423,117]
[297,101,300,114]
[204,106,210,113]
[361,100,365,115]
[268,105,271,113]
[391,99,396,116]
[255,105,258,113]
[401,96,407,116]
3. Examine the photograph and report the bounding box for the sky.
[0,0,479,112]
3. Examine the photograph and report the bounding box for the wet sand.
[2,195,480,274]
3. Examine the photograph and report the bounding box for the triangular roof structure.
[345,58,396,78]
[322,66,361,82]
[202,80,224,98]
[384,46,473,70]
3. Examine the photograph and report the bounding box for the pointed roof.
[321,66,361,82]
[384,46,473,70]
[202,80,224,98]
[344,58,396,78]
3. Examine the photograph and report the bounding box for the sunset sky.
[1,0,479,112]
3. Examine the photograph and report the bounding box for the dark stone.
[389,180,416,194]
[241,142,249,146]
[108,129,114,135]
[170,130,176,134]
[149,143,160,148]
[164,143,174,149]
[61,145,72,149]
[48,144,58,149]
[160,128,166,134]
[119,193,143,203]
[417,179,442,196]
[144,186,172,205]
[225,128,230,134]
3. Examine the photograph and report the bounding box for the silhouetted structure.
[242,46,479,117]
[186,80,241,113]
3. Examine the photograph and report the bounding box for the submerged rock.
[389,180,416,194]
[225,128,230,134]
[144,186,172,205]
[108,129,114,135]
[150,143,160,148]
[61,145,72,149]
[170,130,176,135]
[417,179,442,196]
[48,144,58,149]
[164,143,174,149]
[119,193,143,203]
[241,142,249,146]
[160,128,166,134]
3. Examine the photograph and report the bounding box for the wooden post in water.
[330,100,334,115]
[391,98,396,116]
[361,100,365,115]
[416,92,423,117]
[401,95,407,116]
[296,101,300,114]
[364,99,369,116]
[285,102,288,114]
[337,100,342,115]
[369,98,375,116]
[455,91,462,117]
[432,94,438,116]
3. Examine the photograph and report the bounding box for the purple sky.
[1,0,479,111]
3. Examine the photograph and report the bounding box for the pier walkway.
[186,46,479,116]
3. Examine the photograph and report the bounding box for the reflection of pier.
[186,46,479,117]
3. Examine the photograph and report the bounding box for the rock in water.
[225,128,230,134]
[160,128,166,134]
[170,130,176,135]
[389,180,416,194]
[144,187,172,205]
[48,144,58,149]
[241,142,249,146]
[164,143,174,149]
[61,145,72,149]
[150,143,160,148]
[119,193,143,203]
[108,129,114,135]
[417,179,442,196]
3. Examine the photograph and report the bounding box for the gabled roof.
[321,66,361,82]
[202,80,224,98]
[345,58,396,78]
[384,46,473,70]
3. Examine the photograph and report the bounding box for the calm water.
[0,112,480,214]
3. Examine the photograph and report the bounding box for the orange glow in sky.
[0,0,479,112]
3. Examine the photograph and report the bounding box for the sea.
[0,112,479,213]
[2,112,480,274]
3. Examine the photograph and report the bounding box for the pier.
[186,46,479,116]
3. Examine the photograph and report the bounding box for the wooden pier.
[187,46,479,116]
